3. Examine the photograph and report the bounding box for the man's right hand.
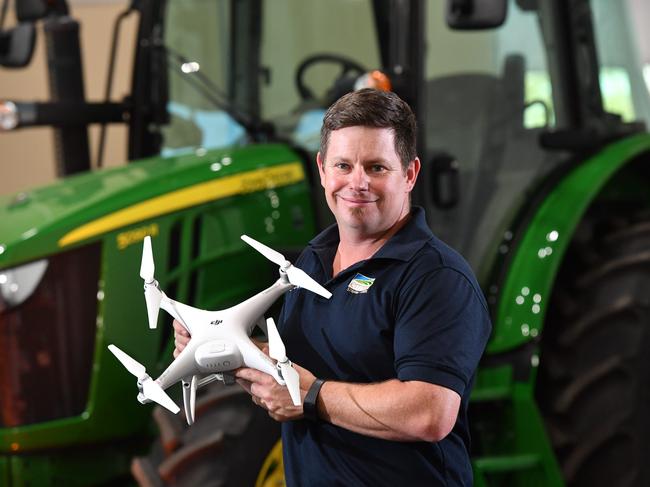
[173,319,191,358]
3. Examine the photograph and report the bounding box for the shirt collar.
[308,206,433,263]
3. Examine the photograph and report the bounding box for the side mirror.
[0,23,37,68]
[16,0,49,22]
[446,0,508,30]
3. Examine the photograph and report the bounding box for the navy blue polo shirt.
[279,207,491,486]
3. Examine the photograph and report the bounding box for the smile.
[338,196,378,205]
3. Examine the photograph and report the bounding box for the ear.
[316,151,326,188]
[405,157,421,192]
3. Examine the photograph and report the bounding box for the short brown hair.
[319,88,417,170]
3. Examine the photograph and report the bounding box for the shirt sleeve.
[393,266,491,396]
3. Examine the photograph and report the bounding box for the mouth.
[337,195,378,205]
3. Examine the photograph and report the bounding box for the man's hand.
[172,319,191,358]
[235,363,317,422]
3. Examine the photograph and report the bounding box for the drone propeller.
[241,235,332,299]
[285,266,331,299]
[141,380,181,414]
[266,318,301,406]
[108,344,145,378]
[143,286,162,329]
[140,236,155,282]
[240,234,287,267]
[140,236,162,329]
[108,344,180,414]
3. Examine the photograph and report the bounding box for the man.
[174,88,491,485]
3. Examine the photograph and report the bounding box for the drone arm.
[159,295,201,336]
[238,338,282,383]
[159,296,188,330]
[156,343,198,390]
[228,279,293,326]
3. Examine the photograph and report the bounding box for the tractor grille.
[0,243,101,427]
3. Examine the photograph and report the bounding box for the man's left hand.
[235,363,316,422]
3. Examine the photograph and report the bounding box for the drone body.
[108,235,331,425]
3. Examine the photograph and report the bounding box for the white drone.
[108,235,331,425]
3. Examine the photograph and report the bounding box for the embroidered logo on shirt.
[347,273,375,294]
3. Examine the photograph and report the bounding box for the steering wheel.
[295,53,367,102]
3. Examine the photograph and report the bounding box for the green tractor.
[1,0,649,485]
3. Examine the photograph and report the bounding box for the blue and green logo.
[347,273,376,294]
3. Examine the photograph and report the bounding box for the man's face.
[317,126,420,238]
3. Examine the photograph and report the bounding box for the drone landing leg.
[181,375,198,425]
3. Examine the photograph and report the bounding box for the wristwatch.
[303,378,325,421]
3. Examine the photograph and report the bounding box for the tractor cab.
[158,0,650,269]
[2,0,650,486]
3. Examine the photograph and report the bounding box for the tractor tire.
[536,213,650,487]
[131,382,282,487]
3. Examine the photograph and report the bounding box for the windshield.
[258,0,380,150]
[590,0,650,126]
[162,0,244,156]
[162,0,380,155]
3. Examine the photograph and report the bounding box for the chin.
[344,213,381,231]
[348,206,367,218]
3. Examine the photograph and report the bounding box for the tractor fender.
[488,133,650,354]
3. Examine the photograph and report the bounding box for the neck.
[333,211,411,276]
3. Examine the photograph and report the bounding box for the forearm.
[315,379,459,442]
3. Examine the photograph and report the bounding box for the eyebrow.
[327,157,393,166]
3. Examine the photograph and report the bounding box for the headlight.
[0,259,48,310]
[0,244,100,427]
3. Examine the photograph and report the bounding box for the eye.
[334,162,351,171]
[369,164,387,173]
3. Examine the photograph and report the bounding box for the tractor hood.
[0,144,305,268]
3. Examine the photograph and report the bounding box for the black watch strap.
[303,379,325,421]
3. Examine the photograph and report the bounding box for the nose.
[349,165,369,191]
